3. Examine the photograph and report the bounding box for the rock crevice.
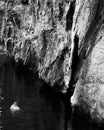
[1,0,104,122]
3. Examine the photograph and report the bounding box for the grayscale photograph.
[0,0,104,130]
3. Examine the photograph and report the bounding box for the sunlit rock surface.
[71,0,104,123]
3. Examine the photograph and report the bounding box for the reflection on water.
[0,56,72,130]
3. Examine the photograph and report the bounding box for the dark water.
[0,55,72,130]
[0,55,104,130]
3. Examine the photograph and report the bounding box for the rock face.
[1,0,104,123]
[71,0,104,123]
[0,0,76,92]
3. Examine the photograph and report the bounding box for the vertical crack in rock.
[66,0,76,31]
[67,34,79,96]
[70,34,79,84]
[2,1,104,123]
[59,2,64,21]
[2,0,103,102]
[40,30,48,59]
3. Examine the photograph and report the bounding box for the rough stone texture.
[0,0,75,92]
[71,0,104,123]
[1,0,104,123]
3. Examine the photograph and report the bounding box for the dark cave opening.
[66,0,76,31]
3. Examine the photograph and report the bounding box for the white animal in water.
[10,102,21,114]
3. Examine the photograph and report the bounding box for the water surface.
[0,55,72,130]
[0,55,103,130]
